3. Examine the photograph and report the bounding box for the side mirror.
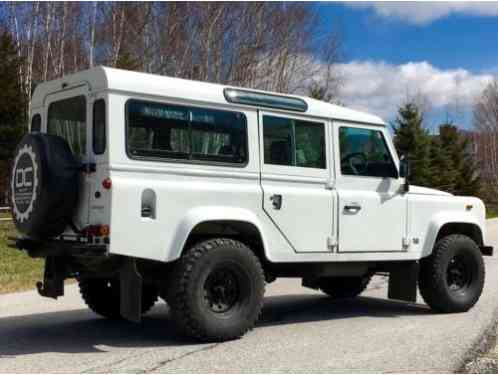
[399,156,410,193]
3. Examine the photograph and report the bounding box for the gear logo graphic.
[11,144,39,223]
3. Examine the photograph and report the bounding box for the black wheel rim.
[447,255,472,293]
[203,267,240,313]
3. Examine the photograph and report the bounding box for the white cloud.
[337,60,494,121]
[348,2,498,25]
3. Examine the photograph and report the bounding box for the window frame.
[259,110,330,179]
[262,114,327,170]
[338,125,399,179]
[124,98,250,168]
[93,99,106,155]
[30,114,41,132]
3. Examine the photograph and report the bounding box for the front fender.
[421,211,485,258]
[167,206,268,262]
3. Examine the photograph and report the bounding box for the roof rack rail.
[223,88,308,112]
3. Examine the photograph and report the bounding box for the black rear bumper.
[12,236,107,258]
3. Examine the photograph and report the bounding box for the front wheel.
[418,234,485,313]
[165,238,265,341]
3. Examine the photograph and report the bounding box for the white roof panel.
[31,66,385,126]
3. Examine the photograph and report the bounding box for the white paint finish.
[30,66,490,264]
[31,66,386,127]
[408,194,487,257]
[332,122,407,253]
[261,177,333,252]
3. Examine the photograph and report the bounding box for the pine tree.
[0,31,26,160]
[0,31,26,201]
[392,103,432,187]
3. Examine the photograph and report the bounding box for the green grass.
[0,220,44,294]
[487,205,498,219]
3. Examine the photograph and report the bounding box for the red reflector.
[102,178,112,189]
[100,225,110,236]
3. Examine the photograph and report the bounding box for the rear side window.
[263,115,326,169]
[31,114,41,132]
[47,96,86,158]
[126,100,248,165]
[93,99,106,154]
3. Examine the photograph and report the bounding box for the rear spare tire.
[10,133,80,239]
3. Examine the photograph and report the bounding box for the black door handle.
[270,194,282,210]
[344,203,361,212]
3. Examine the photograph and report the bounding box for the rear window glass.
[93,99,106,154]
[126,100,248,165]
[47,96,86,158]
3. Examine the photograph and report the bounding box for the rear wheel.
[79,278,159,319]
[165,238,265,341]
[318,274,372,299]
[419,234,484,313]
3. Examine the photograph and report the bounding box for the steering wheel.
[341,152,368,175]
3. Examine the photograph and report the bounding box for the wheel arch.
[168,206,269,263]
[422,213,485,258]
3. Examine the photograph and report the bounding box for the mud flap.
[36,256,65,299]
[120,258,142,323]
[388,262,419,302]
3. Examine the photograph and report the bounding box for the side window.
[339,126,397,178]
[126,100,248,165]
[93,99,106,155]
[263,115,325,169]
[47,96,86,159]
[31,114,41,132]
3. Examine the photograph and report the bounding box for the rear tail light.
[82,225,110,238]
[102,177,112,190]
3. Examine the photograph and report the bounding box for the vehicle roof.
[31,66,386,126]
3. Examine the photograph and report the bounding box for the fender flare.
[167,206,269,261]
[421,211,484,258]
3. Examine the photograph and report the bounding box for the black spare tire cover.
[10,133,80,239]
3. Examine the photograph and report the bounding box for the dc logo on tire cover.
[11,144,38,223]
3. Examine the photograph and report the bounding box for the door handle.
[344,203,361,213]
[270,194,282,210]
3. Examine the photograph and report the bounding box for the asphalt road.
[2,220,498,373]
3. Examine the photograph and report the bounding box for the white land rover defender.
[9,67,493,341]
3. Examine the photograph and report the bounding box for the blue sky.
[317,2,498,130]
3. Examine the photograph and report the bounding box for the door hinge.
[402,237,411,248]
[327,236,337,250]
[325,180,335,190]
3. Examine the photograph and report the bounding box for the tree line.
[392,102,480,197]
[0,1,497,208]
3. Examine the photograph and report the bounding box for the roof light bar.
[224,88,308,112]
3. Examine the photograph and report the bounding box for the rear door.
[259,111,334,252]
[45,85,91,228]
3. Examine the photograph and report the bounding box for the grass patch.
[0,221,44,294]
[487,204,498,219]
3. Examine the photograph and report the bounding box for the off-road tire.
[10,133,80,239]
[419,234,484,313]
[79,278,159,319]
[318,274,372,299]
[166,238,265,342]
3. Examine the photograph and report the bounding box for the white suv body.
[11,66,490,341]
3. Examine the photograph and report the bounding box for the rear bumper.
[13,236,106,258]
